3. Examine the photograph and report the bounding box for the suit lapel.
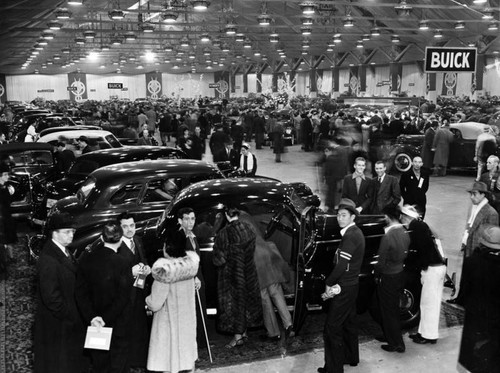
[47,241,76,273]
[470,205,487,232]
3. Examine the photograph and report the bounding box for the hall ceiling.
[0,0,499,75]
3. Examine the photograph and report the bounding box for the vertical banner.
[309,68,317,92]
[0,74,6,104]
[289,71,296,92]
[390,62,403,94]
[213,71,230,99]
[67,72,88,102]
[145,71,162,99]
[272,73,278,92]
[426,73,436,94]
[256,72,262,93]
[333,67,339,93]
[349,66,359,96]
[230,73,236,94]
[359,65,367,92]
[441,72,458,96]
[315,69,325,93]
[471,54,485,94]
[243,73,248,93]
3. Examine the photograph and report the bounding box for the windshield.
[105,134,122,148]
[289,189,307,214]
[76,177,96,204]
[68,159,101,176]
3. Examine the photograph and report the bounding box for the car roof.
[90,159,221,184]
[74,146,182,164]
[39,125,102,137]
[38,129,114,142]
[450,122,489,140]
[0,142,54,154]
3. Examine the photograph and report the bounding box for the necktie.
[378,177,382,183]
[130,239,135,254]
[355,176,361,194]
[243,155,248,172]
[189,236,196,249]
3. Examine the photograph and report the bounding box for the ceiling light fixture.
[482,11,494,19]
[200,33,211,42]
[62,47,71,53]
[141,22,154,32]
[42,31,55,39]
[356,40,364,48]
[254,51,261,56]
[48,21,63,30]
[124,31,136,40]
[333,34,342,43]
[111,35,123,45]
[455,21,465,29]
[343,17,354,27]
[222,44,230,52]
[391,35,400,43]
[394,0,412,16]
[163,43,173,52]
[269,33,279,43]
[34,44,44,50]
[243,39,252,48]
[257,14,272,26]
[488,22,499,31]
[301,17,313,25]
[75,36,85,44]
[180,36,190,47]
[301,26,312,35]
[434,30,443,38]
[362,34,371,41]
[162,10,178,22]
[84,30,96,39]
[192,0,209,10]
[37,38,48,45]
[370,27,380,36]
[55,8,71,19]
[68,0,83,5]
[473,0,487,3]
[235,33,245,42]
[225,23,237,35]
[108,9,125,20]
[53,54,61,60]
[212,39,221,48]
[300,2,316,15]
[419,20,429,30]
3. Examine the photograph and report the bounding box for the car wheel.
[400,281,421,328]
[394,152,413,173]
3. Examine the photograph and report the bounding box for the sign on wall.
[67,72,87,102]
[424,47,477,72]
[0,74,6,104]
[145,71,162,99]
[108,83,123,89]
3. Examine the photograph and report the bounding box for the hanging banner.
[256,72,262,94]
[230,73,236,93]
[359,65,367,92]
[425,47,477,72]
[441,72,458,96]
[0,74,6,104]
[145,71,162,99]
[471,54,485,94]
[315,69,325,94]
[213,71,230,98]
[390,62,403,93]
[243,73,248,93]
[349,66,359,96]
[426,73,436,94]
[333,67,339,93]
[67,72,87,102]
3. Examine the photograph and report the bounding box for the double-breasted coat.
[372,174,402,215]
[34,240,88,373]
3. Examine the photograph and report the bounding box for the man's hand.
[141,264,151,276]
[194,277,201,291]
[91,316,105,330]
[132,264,142,277]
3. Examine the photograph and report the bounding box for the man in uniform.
[399,156,430,218]
[318,198,365,373]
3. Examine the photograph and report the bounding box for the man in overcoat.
[341,157,374,214]
[421,120,438,172]
[372,161,401,215]
[76,222,134,373]
[34,212,88,373]
[323,143,349,211]
[432,122,454,176]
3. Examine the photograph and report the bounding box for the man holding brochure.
[76,222,134,373]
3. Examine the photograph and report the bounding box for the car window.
[77,178,96,204]
[450,128,462,140]
[110,182,143,205]
[105,134,122,148]
[69,159,101,176]
[143,178,181,203]
[10,150,53,166]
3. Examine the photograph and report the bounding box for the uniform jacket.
[372,174,401,215]
[341,174,374,213]
[34,240,87,373]
[399,168,430,212]
[464,203,499,257]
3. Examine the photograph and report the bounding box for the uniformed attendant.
[318,198,365,373]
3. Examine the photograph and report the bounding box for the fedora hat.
[467,181,488,194]
[338,198,358,215]
[47,212,75,231]
[480,225,500,250]
[400,205,420,220]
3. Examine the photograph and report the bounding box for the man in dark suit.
[341,157,374,214]
[76,222,133,373]
[55,140,76,174]
[118,212,151,369]
[323,143,349,211]
[399,156,430,218]
[318,198,365,373]
[34,212,88,373]
[219,140,240,169]
[372,160,401,215]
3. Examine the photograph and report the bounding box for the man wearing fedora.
[34,212,88,373]
[448,181,498,306]
[318,198,365,373]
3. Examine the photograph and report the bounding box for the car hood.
[49,176,85,199]
[51,196,85,217]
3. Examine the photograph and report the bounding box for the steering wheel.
[264,208,286,239]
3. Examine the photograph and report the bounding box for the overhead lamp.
[455,21,465,29]
[419,20,429,30]
[212,39,221,48]
[222,44,230,52]
[62,47,71,53]
[300,2,316,15]
[254,50,261,56]
[141,22,154,32]
[37,38,48,45]
[164,58,171,63]
[269,33,279,43]
[280,53,286,57]
[302,39,310,47]
[136,65,144,69]
[225,23,237,35]
[235,33,245,42]
[42,64,47,69]
[473,0,487,2]
[391,35,400,43]
[34,44,44,50]
[206,65,212,69]
[53,54,61,60]
[42,31,55,39]
[243,39,252,48]
[55,8,71,19]
[394,0,412,16]
[32,50,40,55]
[175,56,182,61]
[301,26,312,35]
[356,40,364,48]
[203,48,211,55]
[257,14,272,26]
[177,50,184,55]
[75,36,85,44]
[333,34,342,43]
[124,31,136,40]
[188,53,196,59]
[162,10,178,22]
[343,17,354,27]
[163,43,173,52]
[68,0,83,5]
[468,42,476,47]
[48,21,62,30]
[108,9,125,20]
[362,34,370,41]
[101,44,110,51]
[482,11,494,19]
[84,30,96,39]
[488,22,499,31]
[34,69,39,74]
[301,50,308,55]
[200,33,211,42]
[301,17,313,25]
[111,36,123,45]
[192,0,209,10]
[434,30,443,38]
[180,36,190,47]
[326,46,333,52]
[370,27,380,36]
[129,55,137,61]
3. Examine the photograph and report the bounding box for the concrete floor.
[194,140,472,373]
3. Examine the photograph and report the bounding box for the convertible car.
[142,178,427,333]
[390,122,498,173]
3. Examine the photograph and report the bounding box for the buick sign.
[424,47,477,73]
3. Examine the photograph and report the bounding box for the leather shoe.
[446,298,464,306]
[375,336,387,342]
[412,335,437,345]
[381,344,405,353]
[409,333,421,340]
[317,368,326,373]
[259,334,280,342]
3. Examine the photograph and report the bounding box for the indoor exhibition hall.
[0,0,500,373]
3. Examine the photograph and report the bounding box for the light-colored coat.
[465,203,498,257]
[146,253,198,373]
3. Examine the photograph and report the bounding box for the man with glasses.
[34,212,88,373]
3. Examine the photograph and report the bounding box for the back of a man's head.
[102,222,123,244]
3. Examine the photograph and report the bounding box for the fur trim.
[152,251,200,284]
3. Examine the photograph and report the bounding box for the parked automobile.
[0,142,59,219]
[389,122,497,172]
[38,159,225,255]
[142,178,429,333]
[35,146,186,224]
[38,125,103,138]
[38,129,123,155]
